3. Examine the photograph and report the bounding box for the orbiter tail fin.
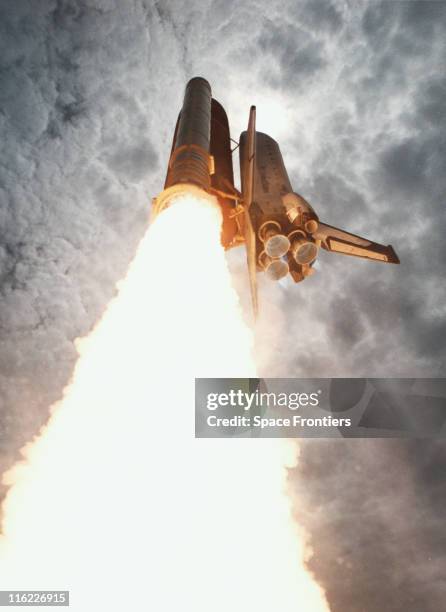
[241,106,258,316]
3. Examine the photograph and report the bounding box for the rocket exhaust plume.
[0,195,330,611]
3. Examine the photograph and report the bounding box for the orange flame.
[0,196,329,611]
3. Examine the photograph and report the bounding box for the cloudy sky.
[0,1,445,610]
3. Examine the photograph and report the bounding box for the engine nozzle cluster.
[258,222,318,280]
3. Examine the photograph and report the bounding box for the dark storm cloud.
[290,439,446,612]
[307,172,369,223]
[372,128,446,218]
[294,0,342,34]
[414,79,446,128]
[1,1,445,611]
[324,294,366,349]
[255,0,343,88]
[378,140,430,197]
[363,0,446,44]
[257,22,327,89]
[364,70,446,364]
[104,138,159,182]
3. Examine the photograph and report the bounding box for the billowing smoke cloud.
[1,1,445,610]
[289,439,446,612]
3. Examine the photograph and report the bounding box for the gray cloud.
[0,1,445,610]
[290,439,446,612]
[294,0,342,34]
[257,22,327,89]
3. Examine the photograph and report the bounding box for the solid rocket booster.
[165,76,212,192]
[154,77,239,247]
[155,77,215,214]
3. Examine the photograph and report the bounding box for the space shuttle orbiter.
[153,77,399,314]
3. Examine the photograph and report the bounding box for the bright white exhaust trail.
[0,195,330,611]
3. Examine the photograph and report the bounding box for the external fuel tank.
[210,99,238,247]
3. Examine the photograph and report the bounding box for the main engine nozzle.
[259,221,290,258]
[259,251,289,280]
[289,231,318,265]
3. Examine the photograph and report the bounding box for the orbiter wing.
[314,223,400,264]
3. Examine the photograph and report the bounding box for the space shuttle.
[153,77,399,314]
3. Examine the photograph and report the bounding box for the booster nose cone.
[265,234,291,258]
[292,238,318,265]
[264,258,289,281]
